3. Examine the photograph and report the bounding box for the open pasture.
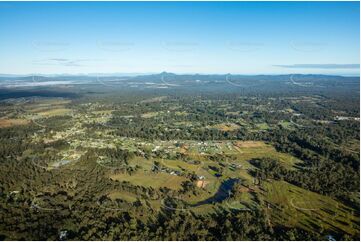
[263,180,359,237]
[0,118,29,128]
[110,172,188,190]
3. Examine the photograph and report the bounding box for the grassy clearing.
[278,120,294,129]
[231,141,299,169]
[174,111,188,116]
[37,108,72,117]
[159,158,202,173]
[0,118,29,128]
[225,189,257,210]
[255,122,270,130]
[235,118,249,127]
[344,139,360,153]
[27,98,71,106]
[262,180,359,236]
[40,98,71,105]
[92,110,113,115]
[141,112,159,118]
[173,121,194,127]
[284,108,295,113]
[129,156,153,171]
[234,141,265,148]
[226,111,240,115]
[110,172,187,190]
[185,140,299,180]
[107,191,138,203]
[211,123,240,131]
[9,98,73,120]
[140,96,167,103]
[24,98,71,111]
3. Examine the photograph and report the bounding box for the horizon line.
[0,72,360,78]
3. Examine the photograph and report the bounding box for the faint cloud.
[32,41,70,52]
[162,41,199,52]
[97,40,135,52]
[49,58,68,62]
[33,58,101,67]
[226,41,263,52]
[167,63,195,69]
[289,41,326,52]
[275,64,360,69]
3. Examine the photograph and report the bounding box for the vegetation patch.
[0,118,29,128]
[211,123,240,131]
[262,180,359,237]
[110,172,188,190]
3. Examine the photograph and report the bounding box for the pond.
[192,178,239,206]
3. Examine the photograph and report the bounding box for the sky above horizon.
[0,1,359,76]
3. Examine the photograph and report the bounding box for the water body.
[192,178,239,207]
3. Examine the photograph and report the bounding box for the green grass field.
[107,191,138,203]
[262,180,359,236]
[278,120,294,129]
[110,172,187,190]
[255,122,270,130]
[93,140,358,236]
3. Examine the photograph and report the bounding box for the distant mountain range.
[0,72,359,79]
[0,72,359,91]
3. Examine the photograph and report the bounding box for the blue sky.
[0,1,359,75]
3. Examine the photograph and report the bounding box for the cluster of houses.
[151,163,206,181]
[229,163,242,171]
[196,141,221,154]
[151,163,182,176]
